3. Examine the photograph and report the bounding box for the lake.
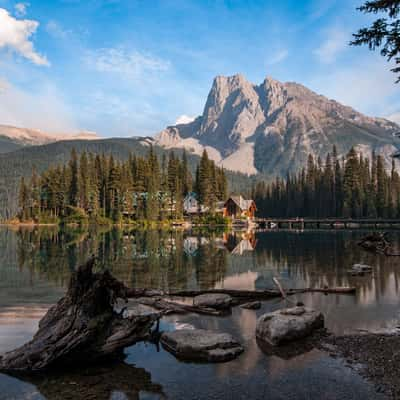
[0,226,399,399]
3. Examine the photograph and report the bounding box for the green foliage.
[191,213,229,226]
[254,147,400,219]
[63,206,89,225]
[195,149,228,209]
[16,147,229,224]
[351,0,400,82]
[0,137,252,221]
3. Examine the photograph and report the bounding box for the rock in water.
[0,258,159,372]
[240,301,261,310]
[256,306,324,346]
[161,329,243,362]
[348,264,373,276]
[193,293,232,310]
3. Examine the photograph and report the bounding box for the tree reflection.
[7,227,400,307]
[10,361,164,400]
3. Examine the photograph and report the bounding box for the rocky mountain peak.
[155,74,399,176]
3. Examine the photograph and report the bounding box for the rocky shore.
[323,333,400,399]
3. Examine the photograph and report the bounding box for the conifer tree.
[68,149,79,207]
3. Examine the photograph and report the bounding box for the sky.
[0,0,399,137]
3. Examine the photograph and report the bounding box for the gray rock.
[348,264,373,276]
[256,306,324,346]
[161,329,243,362]
[240,301,261,310]
[155,74,398,177]
[193,293,232,310]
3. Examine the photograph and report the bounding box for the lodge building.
[183,193,256,220]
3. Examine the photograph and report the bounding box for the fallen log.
[165,286,356,299]
[0,257,160,372]
[135,297,225,316]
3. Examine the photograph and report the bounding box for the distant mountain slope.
[156,74,400,175]
[0,137,254,220]
[0,136,24,153]
[0,124,99,153]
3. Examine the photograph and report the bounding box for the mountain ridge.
[0,124,100,153]
[155,74,399,175]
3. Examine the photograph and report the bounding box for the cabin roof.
[225,195,256,211]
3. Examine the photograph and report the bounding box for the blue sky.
[0,0,399,137]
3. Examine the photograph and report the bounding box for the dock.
[255,218,400,229]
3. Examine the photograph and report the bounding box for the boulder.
[256,306,324,346]
[161,329,243,362]
[193,293,232,310]
[348,264,373,276]
[240,301,261,310]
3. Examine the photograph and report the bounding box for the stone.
[256,306,324,346]
[155,74,397,177]
[348,264,373,276]
[160,329,243,362]
[193,293,232,310]
[240,301,261,310]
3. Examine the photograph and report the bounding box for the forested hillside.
[17,147,228,223]
[0,136,23,154]
[0,138,254,220]
[254,146,400,218]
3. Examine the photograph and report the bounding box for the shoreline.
[321,333,400,399]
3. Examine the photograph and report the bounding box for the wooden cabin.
[223,196,257,219]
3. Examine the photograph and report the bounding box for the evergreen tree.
[68,149,79,207]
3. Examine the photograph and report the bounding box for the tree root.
[0,257,160,373]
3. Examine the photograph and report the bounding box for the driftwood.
[0,258,160,372]
[272,277,297,306]
[135,297,225,316]
[165,287,356,299]
[357,232,400,256]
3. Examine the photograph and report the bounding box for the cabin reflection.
[182,231,257,256]
[223,231,257,255]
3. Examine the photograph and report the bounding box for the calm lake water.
[1,226,399,399]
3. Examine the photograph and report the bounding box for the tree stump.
[0,257,160,372]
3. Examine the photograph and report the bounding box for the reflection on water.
[0,226,399,399]
[0,361,164,400]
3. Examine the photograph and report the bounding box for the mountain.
[0,124,99,154]
[0,137,253,220]
[156,74,400,175]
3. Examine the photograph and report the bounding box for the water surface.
[0,226,399,399]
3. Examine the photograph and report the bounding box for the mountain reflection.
[2,226,400,333]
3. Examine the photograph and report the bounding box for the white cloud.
[266,49,288,65]
[0,77,76,132]
[0,8,49,66]
[313,27,349,64]
[14,2,28,17]
[85,47,170,80]
[175,114,195,125]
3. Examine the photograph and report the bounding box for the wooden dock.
[255,218,400,229]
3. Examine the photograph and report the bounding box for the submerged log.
[0,258,159,372]
[135,297,225,316]
[165,286,356,299]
